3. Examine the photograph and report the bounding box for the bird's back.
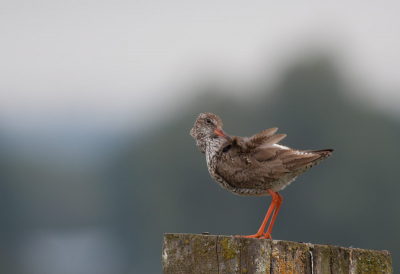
[210,129,333,196]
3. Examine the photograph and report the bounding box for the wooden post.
[162,233,392,274]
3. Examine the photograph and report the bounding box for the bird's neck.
[203,137,224,161]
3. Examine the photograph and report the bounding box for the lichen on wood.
[217,236,241,273]
[162,233,392,274]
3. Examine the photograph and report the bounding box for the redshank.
[190,113,333,239]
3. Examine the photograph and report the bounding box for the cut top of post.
[162,233,392,274]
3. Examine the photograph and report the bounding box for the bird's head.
[190,113,231,141]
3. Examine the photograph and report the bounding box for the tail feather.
[309,149,334,158]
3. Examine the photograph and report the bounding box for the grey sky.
[1,1,400,132]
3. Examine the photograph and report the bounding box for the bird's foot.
[260,233,272,239]
[235,232,264,238]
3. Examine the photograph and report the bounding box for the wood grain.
[162,234,392,274]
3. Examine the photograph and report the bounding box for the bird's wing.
[215,136,332,190]
[242,128,286,150]
[215,145,289,189]
[236,127,287,161]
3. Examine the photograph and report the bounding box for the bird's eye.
[206,118,212,124]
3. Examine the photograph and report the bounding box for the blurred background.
[1,1,399,273]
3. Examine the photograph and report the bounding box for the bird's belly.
[268,177,296,192]
[209,160,305,196]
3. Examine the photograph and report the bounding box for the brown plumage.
[190,112,333,239]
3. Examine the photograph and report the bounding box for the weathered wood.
[270,240,311,273]
[331,245,351,273]
[241,238,271,273]
[217,236,241,273]
[162,233,218,274]
[310,244,331,274]
[162,233,393,274]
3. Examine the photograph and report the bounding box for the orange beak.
[215,128,231,141]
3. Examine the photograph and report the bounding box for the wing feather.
[257,134,287,149]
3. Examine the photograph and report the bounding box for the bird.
[190,112,333,239]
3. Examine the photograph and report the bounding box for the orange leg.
[261,192,282,239]
[237,189,281,239]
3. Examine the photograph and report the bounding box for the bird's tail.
[308,149,334,158]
